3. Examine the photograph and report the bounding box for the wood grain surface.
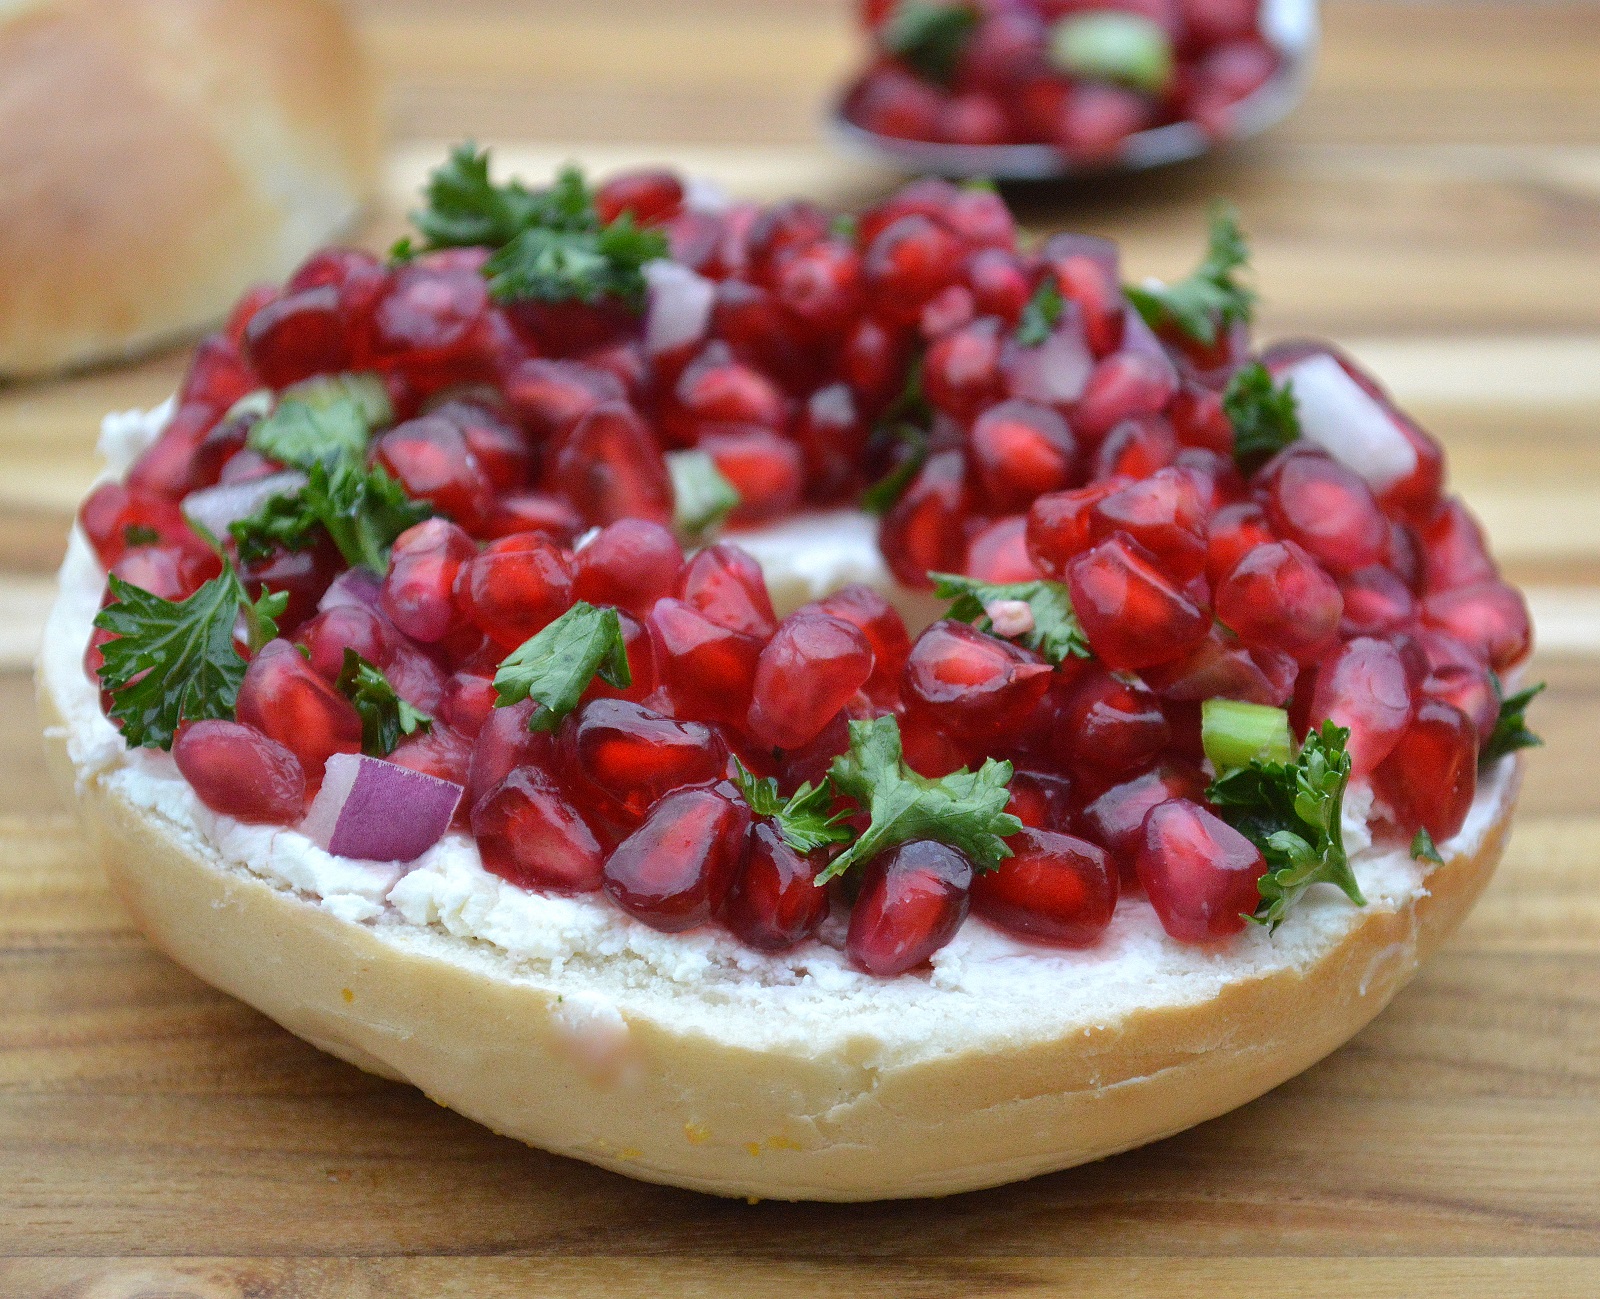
[3,1,1598,1295]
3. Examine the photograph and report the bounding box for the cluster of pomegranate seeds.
[844,0,1283,163]
[80,152,1538,979]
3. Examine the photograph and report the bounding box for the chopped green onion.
[1048,12,1174,96]
[1201,698,1293,772]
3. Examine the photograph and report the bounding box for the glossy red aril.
[581,610,656,705]
[816,584,912,705]
[1057,670,1171,782]
[571,519,684,618]
[108,544,219,605]
[966,515,1042,583]
[1137,799,1264,943]
[603,785,752,932]
[1419,497,1497,592]
[374,415,494,530]
[235,639,363,782]
[847,840,973,977]
[796,383,864,498]
[923,317,1006,421]
[78,483,195,570]
[1372,699,1478,843]
[502,357,624,441]
[773,238,863,339]
[560,698,729,829]
[962,247,1033,323]
[671,347,786,435]
[1417,630,1498,745]
[863,214,962,324]
[595,169,684,225]
[1421,580,1532,671]
[919,283,977,339]
[174,720,306,823]
[382,518,477,643]
[428,399,531,492]
[1025,481,1118,577]
[177,333,258,414]
[297,604,394,682]
[465,700,552,814]
[1006,768,1077,832]
[1052,83,1151,164]
[724,821,830,952]
[880,449,973,588]
[711,279,812,391]
[901,620,1053,740]
[553,402,673,528]
[1090,414,1178,482]
[746,199,830,279]
[1338,565,1417,637]
[700,429,805,524]
[482,492,584,544]
[1141,624,1297,708]
[969,400,1078,513]
[646,598,764,725]
[840,315,913,407]
[473,768,605,892]
[237,539,342,635]
[1307,636,1414,779]
[1088,466,1208,581]
[1073,350,1179,443]
[455,533,574,649]
[1205,501,1276,586]
[438,671,499,737]
[1215,539,1343,663]
[850,66,943,142]
[369,264,489,370]
[1264,451,1389,576]
[1066,534,1211,671]
[679,542,778,638]
[972,829,1117,947]
[242,287,351,387]
[1078,763,1207,885]
[389,721,472,788]
[747,609,875,750]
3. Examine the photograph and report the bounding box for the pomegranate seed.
[455,533,574,649]
[724,821,830,952]
[465,699,552,815]
[1137,799,1264,943]
[816,584,912,705]
[747,609,875,750]
[1025,481,1118,577]
[774,708,853,789]
[850,65,944,141]
[429,399,532,492]
[1089,414,1179,481]
[1057,670,1171,782]
[560,698,729,829]
[671,347,787,436]
[1066,534,1211,670]
[580,339,649,401]
[572,519,685,618]
[1078,763,1207,886]
[773,239,863,339]
[1142,625,1297,708]
[237,538,343,635]
[747,200,831,280]
[880,449,973,587]
[298,604,395,681]
[1205,501,1276,586]
[954,7,1046,92]
[796,383,865,498]
[595,169,684,226]
[1007,768,1077,832]
[374,415,495,530]
[972,828,1117,946]
[711,280,813,393]
[369,264,489,372]
[126,403,229,498]
[382,518,477,643]
[898,708,975,779]
[1416,502,1498,593]
[224,284,278,345]
[923,317,1006,421]
[235,639,363,782]
[864,215,963,325]
[389,721,471,788]
[502,358,624,442]
[1074,351,1179,443]
[1421,579,1532,671]
[1052,83,1151,164]
[902,620,1053,740]
[1307,636,1414,778]
[679,542,777,638]
[966,514,1043,583]
[243,287,352,387]
[1264,450,1389,576]
[581,609,657,705]
[1372,699,1478,843]
[1215,539,1343,663]
[481,492,585,544]
[646,598,764,725]
[603,785,752,932]
[554,402,673,528]
[1170,380,1234,452]
[1089,466,1208,581]
[969,400,1078,513]
[438,671,499,737]
[78,482,195,568]
[106,545,219,604]
[177,333,258,413]
[1050,254,1126,358]
[474,768,605,892]
[700,429,805,524]
[174,720,305,823]
[919,283,978,340]
[841,315,914,409]
[847,840,973,976]
[962,247,1034,323]
[1339,565,1418,637]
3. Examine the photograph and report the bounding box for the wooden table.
[4,2,1599,1294]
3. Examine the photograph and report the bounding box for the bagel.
[37,405,1519,1202]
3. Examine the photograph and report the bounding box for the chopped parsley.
[929,571,1090,664]
[1015,279,1065,347]
[881,1,980,85]
[729,760,853,855]
[492,602,633,732]
[1482,678,1544,765]
[1125,204,1256,346]
[1224,361,1301,471]
[334,650,431,757]
[1411,827,1444,865]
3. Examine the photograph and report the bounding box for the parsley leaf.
[492,601,633,732]
[929,571,1090,664]
[861,356,934,516]
[1224,361,1300,471]
[486,214,667,310]
[730,759,853,855]
[94,567,288,750]
[334,650,432,757]
[666,448,741,542]
[1206,721,1365,931]
[1015,279,1065,347]
[231,458,431,574]
[1125,203,1256,346]
[247,385,374,471]
[402,141,548,253]
[1411,827,1444,865]
[819,714,1021,883]
[882,1,979,85]
[1482,677,1544,765]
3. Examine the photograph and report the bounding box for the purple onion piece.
[302,753,462,863]
[1001,300,1092,405]
[1040,232,1120,277]
[181,470,307,539]
[318,567,386,615]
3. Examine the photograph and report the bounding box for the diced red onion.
[1284,352,1418,492]
[683,176,732,215]
[1119,305,1173,369]
[1041,231,1120,276]
[318,566,386,614]
[1003,302,1093,404]
[302,753,462,863]
[181,470,306,538]
[643,260,715,356]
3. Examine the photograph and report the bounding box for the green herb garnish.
[882,1,980,85]
[334,650,431,757]
[1125,204,1256,346]
[1223,361,1300,471]
[1015,279,1065,347]
[1482,678,1544,765]
[1411,827,1444,865]
[929,572,1090,664]
[492,602,633,732]
[730,760,853,855]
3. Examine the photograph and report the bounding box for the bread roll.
[0,0,381,378]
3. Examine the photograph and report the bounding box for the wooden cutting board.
[2,2,1597,1295]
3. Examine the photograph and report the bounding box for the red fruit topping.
[243,287,351,387]
[389,721,472,787]
[382,518,477,643]
[1421,580,1532,671]
[174,720,306,824]
[747,609,875,750]
[796,383,865,498]
[1372,699,1479,843]
[235,639,363,782]
[816,583,913,704]
[1419,497,1498,592]
[846,840,973,976]
[237,537,343,635]
[972,828,1117,947]
[1141,624,1296,708]
[1057,670,1171,782]
[474,768,605,892]
[1066,534,1211,670]
[1089,466,1208,581]
[603,785,752,932]
[374,415,494,530]
[880,449,973,588]
[864,215,963,324]
[298,604,394,681]
[1025,481,1119,577]
[1052,83,1151,164]
[1006,768,1077,832]
[963,247,1034,323]
[1339,565,1418,637]
[369,263,489,372]
[1264,451,1390,576]
[724,821,831,952]
[902,620,1053,740]
[465,699,552,815]
[966,515,1043,583]
[502,358,624,442]
[554,402,674,528]
[1205,500,1275,586]
[672,347,786,434]
[1078,763,1208,885]
[1215,539,1344,664]
[595,169,684,226]
[924,317,1006,421]
[1137,799,1264,943]
[646,598,764,725]
[679,542,778,638]
[700,428,805,524]
[572,519,685,618]
[455,533,574,649]
[438,671,499,738]
[429,399,531,492]
[78,482,195,570]
[1307,636,1414,779]
[1074,351,1179,443]
[969,400,1078,512]
[560,699,729,829]
[774,239,863,340]
[481,492,585,544]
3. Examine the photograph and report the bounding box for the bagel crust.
[38,416,1520,1201]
